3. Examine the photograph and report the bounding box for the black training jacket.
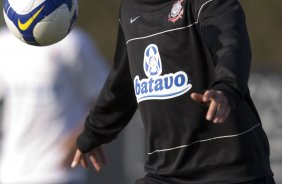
[77,0,273,183]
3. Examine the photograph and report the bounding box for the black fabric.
[77,0,273,183]
[199,0,252,110]
[76,24,138,153]
[240,176,276,184]
[135,176,276,184]
[135,178,162,184]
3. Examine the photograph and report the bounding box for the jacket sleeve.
[77,23,138,153]
[198,0,252,109]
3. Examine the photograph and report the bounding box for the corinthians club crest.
[134,44,192,103]
[168,0,184,23]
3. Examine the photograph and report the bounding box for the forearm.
[77,24,138,153]
[198,0,251,109]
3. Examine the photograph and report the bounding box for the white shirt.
[0,28,109,183]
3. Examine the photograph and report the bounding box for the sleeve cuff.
[76,129,105,154]
[210,83,243,110]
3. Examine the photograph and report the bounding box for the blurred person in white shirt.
[0,27,109,184]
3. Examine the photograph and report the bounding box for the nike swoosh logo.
[18,6,45,31]
[130,16,141,24]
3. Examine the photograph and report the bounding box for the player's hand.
[71,145,107,172]
[191,90,231,123]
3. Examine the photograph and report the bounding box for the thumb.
[190,93,204,103]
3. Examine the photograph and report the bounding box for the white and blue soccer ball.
[3,0,78,46]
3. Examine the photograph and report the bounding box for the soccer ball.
[2,0,78,46]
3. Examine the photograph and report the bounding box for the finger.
[214,97,231,123]
[89,151,102,172]
[218,106,231,123]
[96,146,107,165]
[213,94,228,123]
[190,93,204,103]
[213,103,226,123]
[206,99,218,121]
[71,149,82,168]
[203,90,215,102]
[80,155,89,168]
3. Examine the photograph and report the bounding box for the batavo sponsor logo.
[134,44,192,103]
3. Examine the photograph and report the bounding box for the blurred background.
[0,0,281,184]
